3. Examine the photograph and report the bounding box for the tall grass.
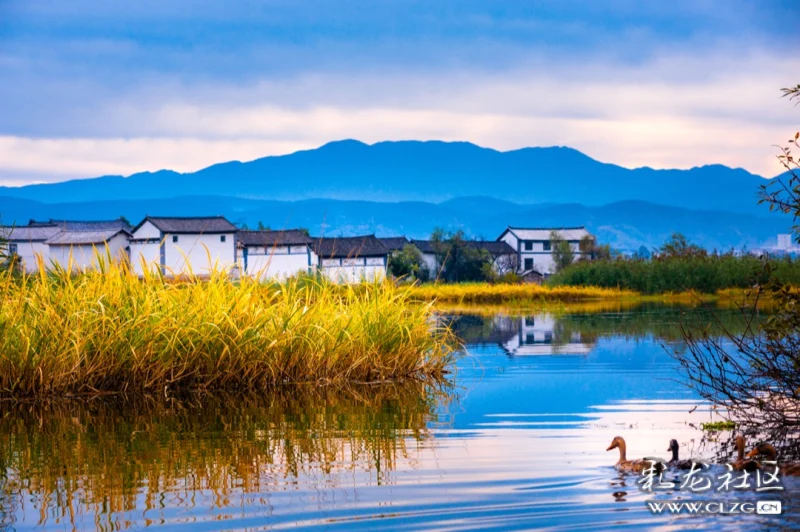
[548,254,800,294]
[0,257,455,398]
[408,282,638,305]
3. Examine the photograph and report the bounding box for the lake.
[1,305,797,530]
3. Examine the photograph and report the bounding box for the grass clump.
[701,421,737,432]
[408,282,638,305]
[0,259,456,398]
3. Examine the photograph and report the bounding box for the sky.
[0,0,798,186]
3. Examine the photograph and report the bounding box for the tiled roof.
[502,226,592,241]
[2,225,63,242]
[135,216,237,234]
[378,237,410,252]
[29,218,132,231]
[313,235,388,258]
[238,230,312,246]
[45,229,130,245]
[410,239,438,254]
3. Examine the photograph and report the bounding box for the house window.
[524,241,533,251]
[543,241,551,251]
[8,243,17,254]
[524,317,535,327]
[172,235,178,243]
[525,333,535,345]
[524,258,534,271]
[220,235,226,243]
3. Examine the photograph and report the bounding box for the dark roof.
[467,240,516,257]
[410,239,437,254]
[238,229,312,246]
[313,235,388,258]
[134,216,237,234]
[410,239,514,257]
[2,225,63,242]
[29,218,132,231]
[378,236,409,252]
[45,229,130,245]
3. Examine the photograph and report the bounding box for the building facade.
[45,229,131,271]
[313,235,388,283]
[497,226,593,275]
[238,230,315,281]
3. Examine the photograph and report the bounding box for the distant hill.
[0,194,789,251]
[0,140,772,216]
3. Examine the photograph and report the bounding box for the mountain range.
[0,140,791,250]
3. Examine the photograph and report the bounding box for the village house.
[129,216,238,276]
[237,229,315,280]
[313,235,388,283]
[497,226,593,275]
[45,228,131,271]
[378,236,410,254]
[28,218,132,232]
[408,239,517,280]
[2,225,63,273]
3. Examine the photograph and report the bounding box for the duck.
[667,439,693,470]
[607,436,664,474]
[746,442,800,476]
[731,435,760,472]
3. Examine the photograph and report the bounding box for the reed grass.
[408,282,639,305]
[0,257,456,398]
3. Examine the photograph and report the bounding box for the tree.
[658,232,705,258]
[675,84,800,460]
[257,221,270,231]
[429,228,492,283]
[119,215,132,227]
[579,235,612,261]
[387,244,429,281]
[550,230,574,273]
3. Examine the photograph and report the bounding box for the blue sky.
[0,0,798,185]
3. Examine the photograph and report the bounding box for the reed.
[0,257,456,398]
[408,282,639,305]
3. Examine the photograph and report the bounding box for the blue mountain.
[0,140,772,216]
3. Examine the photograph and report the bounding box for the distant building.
[237,229,315,281]
[777,234,793,251]
[378,236,410,254]
[45,229,131,271]
[2,225,63,273]
[313,235,388,283]
[497,226,593,275]
[407,239,516,280]
[28,218,132,232]
[129,216,238,276]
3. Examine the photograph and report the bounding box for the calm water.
[1,306,798,530]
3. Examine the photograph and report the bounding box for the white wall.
[130,241,161,276]
[420,252,439,279]
[240,245,312,281]
[134,221,161,239]
[319,256,386,283]
[164,233,236,275]
[8,241,48,273]
[48,234,130,272]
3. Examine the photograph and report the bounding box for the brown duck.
[731,435,760,472]
[667,439,693,470]
[607,436,664,474]
[746,442,800,476]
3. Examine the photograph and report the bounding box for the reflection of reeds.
[0,385,450,530]
[0,259,456,398]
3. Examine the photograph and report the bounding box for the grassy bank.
[547,254,800,294]
[0,261,455,398]
[409,282,639,305]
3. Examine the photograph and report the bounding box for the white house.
[497,226,593,275]
[313,235,388,283]
[28,218,132,232]
[130,216,238,276]
[3,225,62,273]
[237,229,315,281]
[45,229,131,271]
[408,239,517,280]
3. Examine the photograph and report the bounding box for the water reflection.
[1,306,795,530]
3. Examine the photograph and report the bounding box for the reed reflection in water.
[0,384,450,530]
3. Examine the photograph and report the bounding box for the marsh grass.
[408,282,638,305]
[0,257,456,398]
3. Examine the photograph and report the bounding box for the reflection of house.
[237,230,315,280]
[501,314,594,356]
[313,235,388,283]
[130,216,238,276]
[497,226,593,275]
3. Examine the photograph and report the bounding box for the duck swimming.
[667,439,693,470]
[746,442,800,476]
[607,436,664,474]
[731,435,760,472]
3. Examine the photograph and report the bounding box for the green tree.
[550,230,574,272]
[430,228,492,283]
[677,84,800,460]
[387,244,429,281]
[579,235,611,261]
[658,232,705,258]
[257,221,270,231]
